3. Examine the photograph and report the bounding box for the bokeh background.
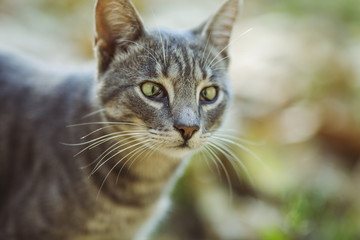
[1,0,360,239]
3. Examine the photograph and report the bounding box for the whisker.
[210,67,228,72]
[126,140,162,170]
[96,140,152,199]
[65,124,147,145]
[198,148,212,172]
[209,141,254,187]
[212,136,268,170]
[200,146,221,178]
[76,135,122,158]
[87,132,146,151]
[81,108,106,119]
[157,29,167,65]
[200,34,212,67]
[116,141,156,183]
[117,39,159,63]
[67,121,146,128]
[71,132,147,159]
[204,144,233,200]
[125,141,161,172]
[90,136,148,173]
[214,132,265,146]
[92,137,151,175]
[207,141,243,181]
[64,131,138,147]
[148,8,169,63]
[209,55,230,69]
[81,128,147,140]
[207,28,253,68]
[203,44,218,71]
[139,141,162,164]
[80,126,116,140]
[80,132,148,169]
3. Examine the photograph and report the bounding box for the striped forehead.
[157,42,207,78]
[155,49,212,103]
[142,33,208,101]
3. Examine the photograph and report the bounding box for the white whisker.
[140,142,162,164]
[81,128,147,140]
[214,132,265,146]
[212,136,268,170]
[149,8,168,64]
[92,137,151,174]
[97,140,152,199]
[126,141,162,170]
[116,141,157,182]
[204,144,233,200]
[80,126,116,140]
[207,141,242,180]
[117,39,159,63]
[200,146,221,178]
[67,121,146,128]
[81,133,148,169]
[209,55,230,69]
[73,132,147,158]
[81,108,106,119]
[157,29,167,65]
[207,28,253,68]
[199,148,212,172]
[209,140,254,187]
[200,34,212,66]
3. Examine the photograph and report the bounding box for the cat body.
[0,0,240,239]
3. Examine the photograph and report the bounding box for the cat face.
[94,0,239,157]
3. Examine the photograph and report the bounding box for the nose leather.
[172,106,200,141]
[174,125,199,141]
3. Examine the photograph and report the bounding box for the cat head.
[94,0,240,158]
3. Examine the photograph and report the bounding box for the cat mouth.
[178,142,190,149]
[175,140,201,150]
[168,140,191,150]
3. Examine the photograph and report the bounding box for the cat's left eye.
[201,86,218,103]
[141,82,164,98]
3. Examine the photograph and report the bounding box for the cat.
[0,0,240,239]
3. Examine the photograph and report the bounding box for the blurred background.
[1,0,360,239]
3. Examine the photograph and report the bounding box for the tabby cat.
[0,0,240,239]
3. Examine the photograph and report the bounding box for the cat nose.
[174,125,200,141]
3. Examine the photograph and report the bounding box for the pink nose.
[174,125,199,141]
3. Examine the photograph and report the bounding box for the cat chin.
[163,150,194,160]
[155,144,201,160]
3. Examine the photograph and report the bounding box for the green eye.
[201,86,218,102]
[141,82,162,98]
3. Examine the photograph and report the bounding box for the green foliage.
[260,227,290,240]
[286,191,358,240]
[261,190,359,240]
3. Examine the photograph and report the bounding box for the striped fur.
[0,0,240,239]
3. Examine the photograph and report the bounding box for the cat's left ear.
[94,0,145,73]
[194,0,241,58]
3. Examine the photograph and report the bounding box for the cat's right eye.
[141,82,164,99]
[200,86,218,103]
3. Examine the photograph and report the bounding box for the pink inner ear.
[95,0,144,48]
[206,0,239,52]
[94,0,145,72]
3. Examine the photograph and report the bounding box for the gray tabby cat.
[0,0,240,239]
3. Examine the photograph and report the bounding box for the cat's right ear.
[193,0,241,59]
[94,0,145,73]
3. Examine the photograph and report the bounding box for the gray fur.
[0,0,240,239]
